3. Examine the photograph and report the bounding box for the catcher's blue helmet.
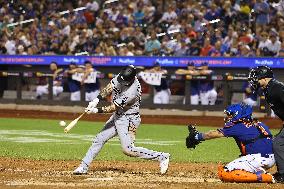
[224,103,253,123]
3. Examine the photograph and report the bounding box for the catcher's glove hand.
[185,124,203,149]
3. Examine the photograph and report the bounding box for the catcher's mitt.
[185,124,203,149]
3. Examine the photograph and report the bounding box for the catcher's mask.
[248,66,274,91]
[224,103,252,123]
[117,65,136,86]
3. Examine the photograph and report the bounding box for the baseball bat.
[64,112,86,133]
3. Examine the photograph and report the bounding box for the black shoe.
[274,173,284,183]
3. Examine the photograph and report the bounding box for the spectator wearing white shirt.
[159,6,177,23]
[4,36,16,55]
[167,19,181,33]
[267,33,281,57]
[257,32,271,56]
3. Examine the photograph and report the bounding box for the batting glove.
[85,107,99,114]
[86,98,100,110]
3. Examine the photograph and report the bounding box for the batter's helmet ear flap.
[117,65,137,86]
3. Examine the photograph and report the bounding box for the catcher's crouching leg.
[218,165,274,183]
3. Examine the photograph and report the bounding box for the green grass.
[0,118,278,163]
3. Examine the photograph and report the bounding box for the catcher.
[186,103,275,183]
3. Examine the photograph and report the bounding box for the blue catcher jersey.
[218,121,273,156]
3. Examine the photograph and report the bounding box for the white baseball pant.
[200,89,217,105]
[225,153,275,173]
[154,89,170,104]
[85,90,100,102]
[70,91,81,101]
[81,113,168,166]
[36,85,63,97]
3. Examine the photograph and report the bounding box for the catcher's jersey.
[111,75,141,115]
[218,121,273,156]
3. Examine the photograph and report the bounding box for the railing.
[0,70,269,114]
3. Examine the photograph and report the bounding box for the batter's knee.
[122,145,137,157]
[92,135,106,145]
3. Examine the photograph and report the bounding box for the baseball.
[59,120,66,127]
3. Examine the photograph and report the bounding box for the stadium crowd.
[0,0,284,57]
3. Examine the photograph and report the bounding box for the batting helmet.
[224,103,253,123]
[117,65,136,86]
[248,66,274,91]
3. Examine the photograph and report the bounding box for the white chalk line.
[0,130,182,145]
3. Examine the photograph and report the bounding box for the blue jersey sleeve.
[218,122,240,137]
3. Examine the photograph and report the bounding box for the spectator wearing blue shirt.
[254,0,270,25]
[145,32,161,55]
[134,6,145,24]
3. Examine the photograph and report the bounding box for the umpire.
[248,65,284,183]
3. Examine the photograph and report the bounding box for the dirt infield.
[0,157,282,189]
[0,109,283,188]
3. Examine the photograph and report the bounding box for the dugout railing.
[0,70,269,114]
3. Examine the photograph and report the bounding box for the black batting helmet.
[248,65,274,91]
[117,65,136,86]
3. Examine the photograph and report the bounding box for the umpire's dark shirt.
[263,79,284,121]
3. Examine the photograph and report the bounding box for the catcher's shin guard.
[218,164,234,182]
[218,165,274,183]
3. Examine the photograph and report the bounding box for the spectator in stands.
[159,5,177,23]
[187,39,201,56]
[208,40,222,57]
[145,31,161,55]
[175,62,200,105]
[254,0,270,26]
[0,0,283,57]
[240,44,254,57]
[200,37,214,56]
[280,41,284,57]
[81,60,100,102]
[145,62,170,104]
[36,62,64,99]
[257,31,271,56]
[65,62,82,101]
[268,33,281,57]
[242,82,258,106]
[198,62,217,105]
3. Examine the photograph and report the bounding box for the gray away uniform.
[81,76,169,167]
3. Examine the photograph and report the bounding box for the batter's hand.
[86,98,100,110]
[85,107,99,114]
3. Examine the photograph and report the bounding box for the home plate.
[85,177,113,181]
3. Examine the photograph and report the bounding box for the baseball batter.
[73,65,170,175]
[186,103,275,183]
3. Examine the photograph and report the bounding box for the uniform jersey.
[111,75,141,115]
[191,80,199,96]
[218,121,273,156]
[67,71,81,92]
[199,71,214,92]
[85,69,100,93]
[52,70,63,86]
[263,79,284,121]
[154,78,169,92]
